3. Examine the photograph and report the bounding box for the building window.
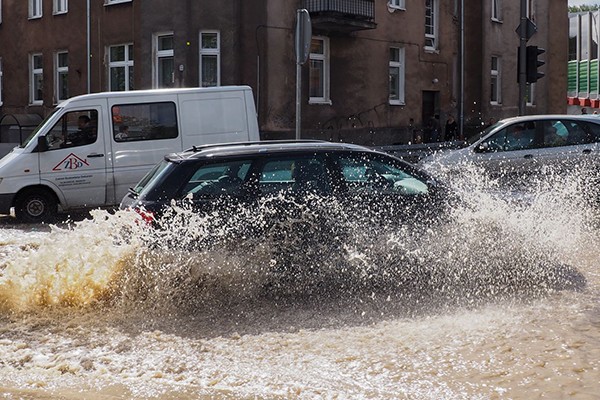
[389,47,405,105]
[388,0,405,10]
[154,33,174,88]
[526,82,535,106]
[526,0,534,20]
[109,44,134,91]
[30,53,43,104]
[491,56,501,104]
[54,0,67,14]
[425,0,438,50]
[55,51,68,102]
[309,36,330,104]
[491,0,501,21]
[199,31,220,87]
[29,0,42,18]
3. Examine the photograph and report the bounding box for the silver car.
[421,115,600,182]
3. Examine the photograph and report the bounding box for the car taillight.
[134,207,155,225]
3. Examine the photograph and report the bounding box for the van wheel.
[15,189,58,223]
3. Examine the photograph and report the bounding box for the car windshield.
[466,122,502,145]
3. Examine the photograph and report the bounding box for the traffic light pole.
[518,0,527,115]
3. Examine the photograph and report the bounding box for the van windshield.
[20,108,60,148]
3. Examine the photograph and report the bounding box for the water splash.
[0,164,595,318]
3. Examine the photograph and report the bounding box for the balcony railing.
[303,0,376,33]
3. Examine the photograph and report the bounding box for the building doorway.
[422,91,440,142]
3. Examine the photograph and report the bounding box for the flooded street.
[1,174,600,399]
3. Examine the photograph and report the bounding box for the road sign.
[515,17,537,41]
[295,9,312,65]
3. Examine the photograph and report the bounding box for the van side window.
[45,110,98,150]
[112,102,178,142]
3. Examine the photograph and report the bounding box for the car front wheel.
[15,189,58,223]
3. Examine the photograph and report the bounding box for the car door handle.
[523,154,534,159]
[583,149,593,154]
[87,153,104,158]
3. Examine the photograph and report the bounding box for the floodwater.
[1,170,599,399]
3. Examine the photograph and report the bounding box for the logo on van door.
[53,153,90,171]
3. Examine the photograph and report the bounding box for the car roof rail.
[185,139,328,153]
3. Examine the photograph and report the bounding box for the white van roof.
[56,85,253,107]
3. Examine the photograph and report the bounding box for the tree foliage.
[569,5,600,12]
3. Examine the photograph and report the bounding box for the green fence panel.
[568,60,578,93]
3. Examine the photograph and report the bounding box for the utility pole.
[518,0,527,115]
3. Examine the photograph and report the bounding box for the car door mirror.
[475,142,489,153]
[37,136,49,152]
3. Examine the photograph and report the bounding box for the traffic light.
[526,45,545,83]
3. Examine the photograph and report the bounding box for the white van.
[0,86,260,222]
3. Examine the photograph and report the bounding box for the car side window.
[337,153,428,195]
[258,156,330,195]
[578,121,600,144]
[504,122,537,151]
[182,160,252,198]
[541,120,588,147]
[45,110,98,150]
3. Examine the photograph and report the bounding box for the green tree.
[569,5,600,12]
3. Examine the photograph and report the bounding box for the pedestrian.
[484,117,496,128]
[581,108,588,115]
[444,115,458,141]
[428,115,441,142]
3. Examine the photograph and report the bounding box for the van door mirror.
[37,136,49,152]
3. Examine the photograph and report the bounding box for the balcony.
[303,0,376,34]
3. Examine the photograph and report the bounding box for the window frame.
[309,36,331,105]
[526,82,535,106]
[490,56,502,105]
[389,47,406,106]
[53,0,67,14]
[108,43,134,91]
[153,32,175,89]
[29,0,42,19]
[199,30,221,87]
[491,0,501,22]
[424,0,438,51]
[54,50,68,103]
[30,53,43,105]
[388,0,406,11]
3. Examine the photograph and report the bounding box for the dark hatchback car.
[120,140,452,228]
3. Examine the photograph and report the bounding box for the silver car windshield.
[466,122,502,145]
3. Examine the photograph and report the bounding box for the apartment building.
[0,0,567,146]
[464,0,567,127]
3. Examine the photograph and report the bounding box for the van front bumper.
[0,193,15,215]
